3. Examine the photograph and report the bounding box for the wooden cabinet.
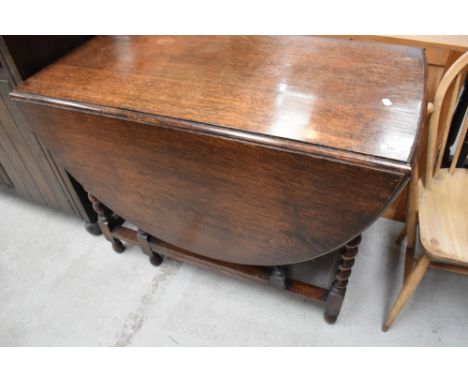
[0,36,98,232]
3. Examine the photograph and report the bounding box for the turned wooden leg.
[382,253,430,332]
[137,229,163,266]
[324,235,361,324]
[88,192,125,253]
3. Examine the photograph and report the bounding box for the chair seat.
[418,168,468,265]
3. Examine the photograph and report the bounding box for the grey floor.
[1,191,467,346]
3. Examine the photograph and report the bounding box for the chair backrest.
[425,52,468,189]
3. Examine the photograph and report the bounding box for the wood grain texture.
[335,36,467,222]
[11,36,426,266]
[15,36,426,169]
[418,170,468,265]
[16,101,404,265]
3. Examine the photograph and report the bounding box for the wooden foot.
[112,239,125,253]
[149,252,164,266]
[88,192,125,253]
[324,312,338,324]
[324,235,361,324]
[84,221,102,236]
[137,229,163,266]
[382,253,431,332]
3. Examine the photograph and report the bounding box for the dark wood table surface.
[12,36,426,265]
[10,36,427,322]
[15,36,425,169]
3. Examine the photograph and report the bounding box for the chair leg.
[382,253,431,332]
[403,164,419,282]
[404,214,418,281]
[395,226,406,245]
[403,245,416,282]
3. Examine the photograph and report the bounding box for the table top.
[14,36,426,171]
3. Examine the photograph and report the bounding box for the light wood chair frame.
[383,52,468,331]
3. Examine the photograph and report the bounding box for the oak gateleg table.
[11,36,426,323]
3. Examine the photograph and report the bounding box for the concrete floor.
[1,191,467,346]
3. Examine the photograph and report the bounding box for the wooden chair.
[383,52,468,332]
